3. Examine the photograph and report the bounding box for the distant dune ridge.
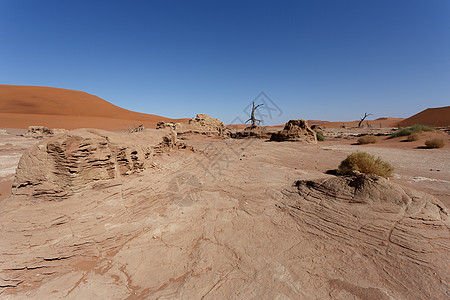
[0,85,187,130]
[1,85,448,130]
[399,106,450,127]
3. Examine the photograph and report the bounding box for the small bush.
[407,133,419,141]
[337,152,394,178]
[357,135,378,144]
[425,139,445,149]
[314,130,325,141]
[391,124,434,138]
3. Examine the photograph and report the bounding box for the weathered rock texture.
[156,121,179,130]
[157,114,229,137]
[24,126,68,138]
[12,128,179,200]
[280,174,450,299]
[231,125,272,139]
[25,126,52,136]
[1,137,449,299]
[270,119,317,143]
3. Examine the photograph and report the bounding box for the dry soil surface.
[0,129,449,299]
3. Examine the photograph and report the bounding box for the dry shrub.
[337,152,394,178]
[357,135,378,144]
[315,130,325,141]
[407,133,419,142]
[425,139,445,149]
[390,124,434,138]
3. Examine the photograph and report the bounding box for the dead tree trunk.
[358,112,372,128]
[246,101,264,126]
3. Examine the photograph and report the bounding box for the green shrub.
[425,139,445,149]
[314,130,325,141]
[391,124,434,138]
[407,133,419,141]
[357,135,378,144]
[337,152,394,178]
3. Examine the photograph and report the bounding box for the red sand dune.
[0,85,187,130]
[399,106,450,127]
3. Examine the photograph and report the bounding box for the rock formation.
[231,125,272,139]
[156,121,179,130]
[25,126,52,136]
[157,114,229,137]
[279,173,450,299]
[24,126,68,138]
[12,128,180,200]
[270,119,317,143]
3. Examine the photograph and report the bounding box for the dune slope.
[0,85,186,130]
[399,106,450,127]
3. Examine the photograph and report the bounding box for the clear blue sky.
[1,0,449,124]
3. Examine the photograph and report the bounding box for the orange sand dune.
[399,106,450,127]
[0,85,187,130]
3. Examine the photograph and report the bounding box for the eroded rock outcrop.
[157,114,229,137]
[12,128,179,199]
[24,126,68,138]
[270,119,317,143]
[280,174,450,299]
[231,125,272,139]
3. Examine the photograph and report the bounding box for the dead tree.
[358,112,372,128]
[246,101,264,126]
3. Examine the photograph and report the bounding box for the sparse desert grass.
[315,130,325,141]
[407,133,419,142]
[390,124,434,138]
[357,135,378,144]
[425,138,445,149]
[337,152,394,178]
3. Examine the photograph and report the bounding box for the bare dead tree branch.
[358,113,373,128]
[245,101,264,126]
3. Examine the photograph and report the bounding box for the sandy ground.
[1,127,448,204]
[0,127,448,299]
[399,106,450,127]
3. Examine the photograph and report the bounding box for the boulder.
[270,119,317,143]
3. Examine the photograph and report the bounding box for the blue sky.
[1,0,449,124]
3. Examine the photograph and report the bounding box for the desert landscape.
[2,1,450,299]
[0,85,449,299]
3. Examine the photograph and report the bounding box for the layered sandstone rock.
[12,128,177,199]
[157,114,229,137]
[270,119,317,143]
